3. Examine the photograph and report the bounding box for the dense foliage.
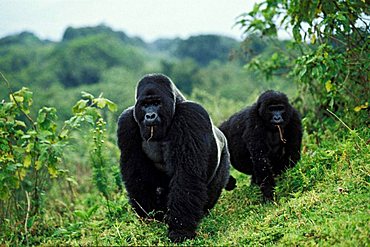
[175,35,238,66]
[0,75,118,244]
[0,25,295,122]
[237,0,369,131]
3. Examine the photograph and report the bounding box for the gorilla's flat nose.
[273,115,283,123]
[145,112,158,123]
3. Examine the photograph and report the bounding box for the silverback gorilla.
[117,74,231,242]
[220,90,302,201]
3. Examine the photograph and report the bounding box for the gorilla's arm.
[243,112,275,200]
[164,102,211,241]
[285,109,303,168]
[117,107,168,218]
[219,108,253,175]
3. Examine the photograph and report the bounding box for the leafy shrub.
[0,74,118,244]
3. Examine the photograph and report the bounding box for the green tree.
[175,35,238,66]
[160,58,199,94]
[52,34,145,87]
[238,0,369,130]
[62,24,146,47]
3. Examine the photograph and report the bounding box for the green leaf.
[325,80,333,92]
[354,102,368,112]
[74,210,87,220]
[48,166,59,178]
[66,177,78,185]
[81,91,94,100]
[6,163,18,172]
[35,160,42,170]
[310,34,316,44]
[86,205,99,218]
[93,98,107,109]
[10,94,24,103]
[299,66,307,79]
[24,154,32,168]
[329,97,334,109]
[27,216,36,229]
[72,99,89,114]
[85,107,100,120]
[21,134,31,139]
[37,111,46,124]
[293,25,302,43]
[21,87,33,103]
[15,120,26,128]
[18,168,27,181]
[59,128,69,139]
[25,143,34,152]
[106,100,117,112]
[84,115,94,125]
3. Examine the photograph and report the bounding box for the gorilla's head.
[257,90,293,128]
[134,74,185,141]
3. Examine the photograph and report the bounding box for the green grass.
[2,128,369,246]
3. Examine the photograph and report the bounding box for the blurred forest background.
[0,24,296,122]
[0,1,369,245]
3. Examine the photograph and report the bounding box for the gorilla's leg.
[123,165,169,220]
[166,172,207,242]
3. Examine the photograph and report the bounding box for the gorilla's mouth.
[144,121,159,127]
[275,125,287,143]
[146,126,154,142]
[271,119,284,124]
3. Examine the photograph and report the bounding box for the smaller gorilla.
[220,90,302,201]
[117,74,231,242]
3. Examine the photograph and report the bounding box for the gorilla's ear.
[256,93,265,113]
[285,101,294,120]
[256,101,262,111]
[256,101,265,118]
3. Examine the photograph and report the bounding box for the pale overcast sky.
[0,0,262,42]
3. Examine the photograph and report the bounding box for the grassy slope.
[35,127,370,246]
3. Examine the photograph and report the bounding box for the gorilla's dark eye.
[141,99,160,108]
[268,105,285,112]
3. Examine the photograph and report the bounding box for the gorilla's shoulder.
[289,107,302,128]
[228,105,254,124]
[245,104,259,118]
[175,101,212,127]
[240,105,254,117]
[117,106,135,127]
[117,106,139,148]
[177,101,210,118]
[292,107,302,120]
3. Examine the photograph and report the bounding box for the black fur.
[220,90,302,201]
[117,73,231,242]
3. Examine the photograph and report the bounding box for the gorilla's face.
[266,104,286,125]
[257,91,293,128]
[134,80,175,141]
